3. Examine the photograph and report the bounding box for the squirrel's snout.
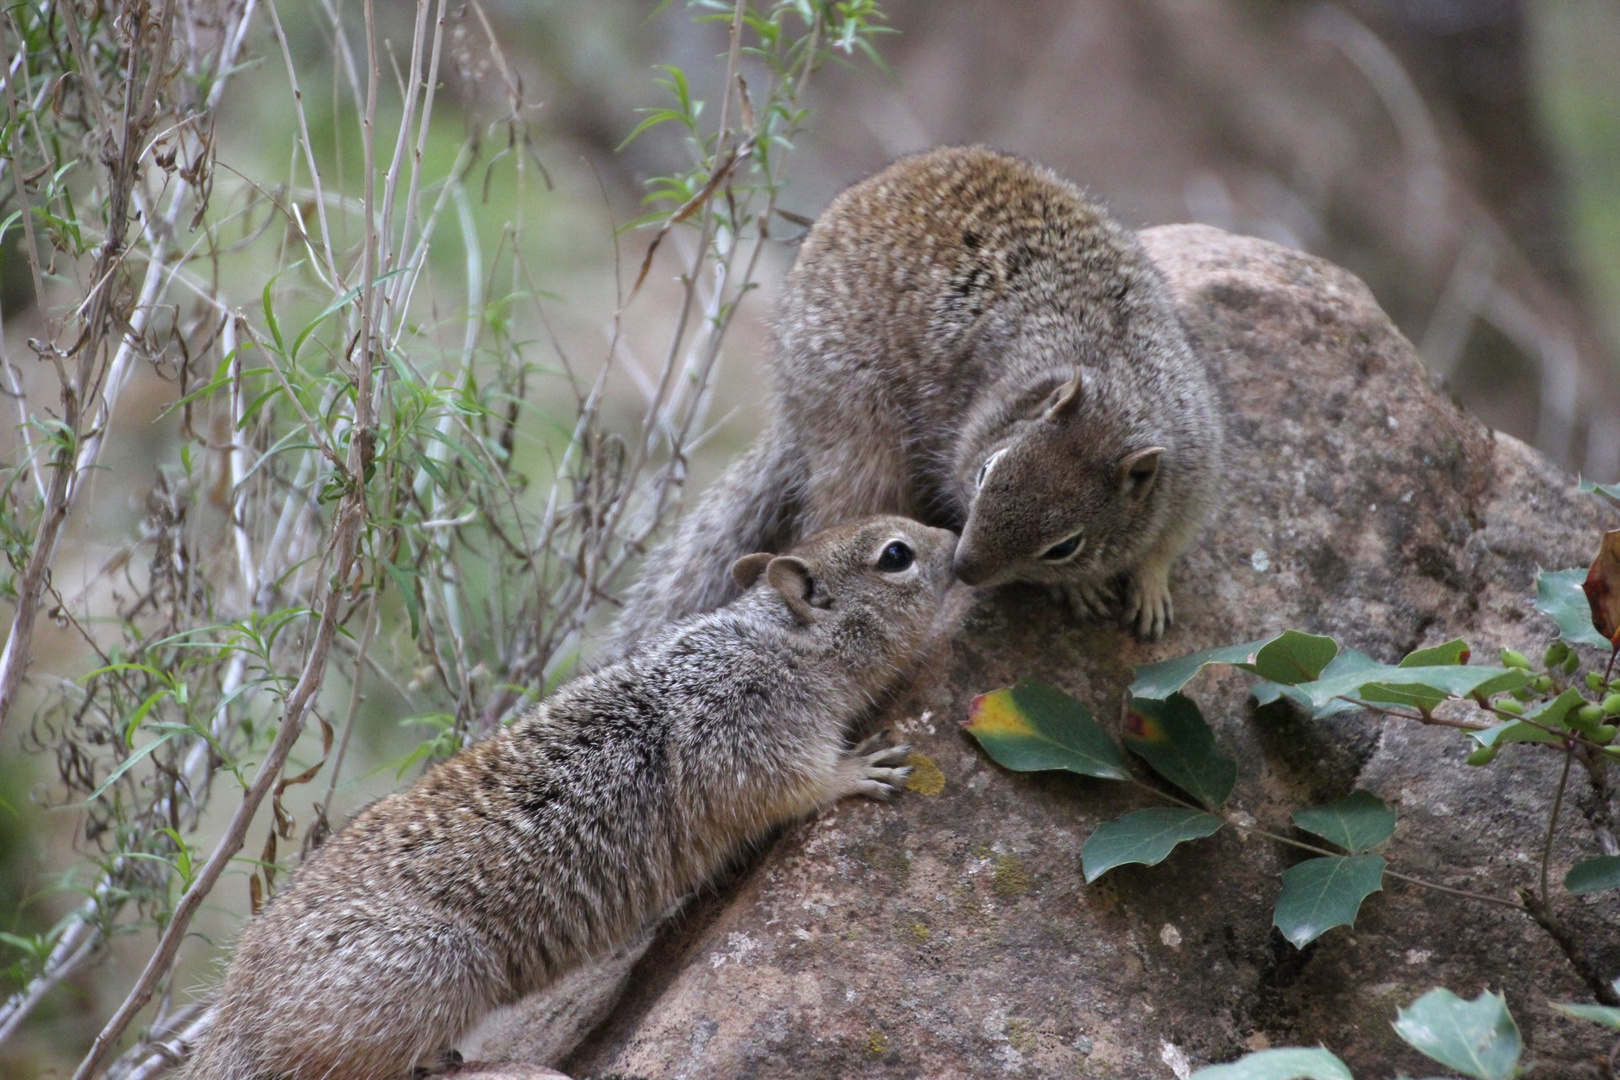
[952,548,991,586]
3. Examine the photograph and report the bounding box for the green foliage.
[1537,567,1612,648]
[1290,792,1396,854]
[1392,989,1521,1080]
[1080,808,1224,883]
[970,543,1620,1070]
[1122,694,1236,808]
[1189,1047,1354,1080]
[963,681,1129,780]
[1272,855,1385,948]
[1563,855,1620,894]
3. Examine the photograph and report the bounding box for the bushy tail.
[607,428,803,654]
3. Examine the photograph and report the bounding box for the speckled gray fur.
[181,516,955,1080]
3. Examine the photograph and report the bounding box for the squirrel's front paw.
[843,733,913,801]
[1052,577,1119,622]
[1124,566,1173,640]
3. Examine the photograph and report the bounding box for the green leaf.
[963,680,1129,781]
[1291,792,1395,853]
[1392,988,1521,1080]
[1254,648,1380,718]
[1553,996,1620,1030]
[1293,665,1528,715]
[1130,630,1340,702]
[1190,1047,1354,1080]
[1399,638,1471,667]
[1579,476,1620,511]
[1537,567,1611,648]
[1564,855,1620,894]
[1130,636,1278,700]
[1081,807,1223,883]
[1470,720,1561,749]
[1122,694,1236,808]
[1273,855,1385,948]
[1249,631,1340,685]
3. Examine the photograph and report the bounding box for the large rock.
[542,226,1617,1077]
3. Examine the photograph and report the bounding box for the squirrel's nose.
[952,548,990,586]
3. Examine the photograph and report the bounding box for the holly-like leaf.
[1273,855,1385,948]
[1564,855,1620,895]
[1584,530,1620,647]
[1131,631,1340,702]
[1189,1047,1354,1080]
[1080,807,1224,883]
[1291,791,1395,853]
[1537,567,1612,649]
[1581,476,1620,504]
[1392,988,1521,1080]
[963,680,1129,780]
[1122,694,1236,809]
[1399,638,1470,667]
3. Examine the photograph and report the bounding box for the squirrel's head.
[952,370,1168,591]
[730,516,957,680]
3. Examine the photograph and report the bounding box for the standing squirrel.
[614,145,1222,645]
[181,516,955,1080]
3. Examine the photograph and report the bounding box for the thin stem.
[1541,744,1575,906]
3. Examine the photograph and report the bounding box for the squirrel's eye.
[975,448,1006,491]
[1041,532,1085,562]
[875,540,914,573]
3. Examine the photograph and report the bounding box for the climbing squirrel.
[614,145,1222,645]
[181,516,955,1080]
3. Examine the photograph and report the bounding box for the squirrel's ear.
[1118,446,1166,499]
[731,552,774,589]
[1043,371,1085,421]
[766,556,819,624]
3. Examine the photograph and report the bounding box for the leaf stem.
[1540,745,1575,906]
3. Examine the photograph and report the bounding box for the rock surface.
[536,226,1616,1077]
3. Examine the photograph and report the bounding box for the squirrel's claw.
[844,734,913,801]
[1124,566,1173,640]
[1054,577,1120,622]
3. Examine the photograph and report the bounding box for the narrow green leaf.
[1537,567,1611,648]
[1470,720,1561,749]
[1190,1047,1354,1080]
[1081,808,1223,883]
[1273,855,1385,948]
[1291,792,1395,853]
[1392,988,1521,1080]
[1123,694,1236,808]
[963,680,1129,780]
[1293,664,1528,714]
[1129,636,1275,701]
[1399,638,1470,667]
[1552,1001,1620,1030]
[1564,855,1620,895]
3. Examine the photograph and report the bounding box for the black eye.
[1042,533,1084,562]
[875,540,914,572]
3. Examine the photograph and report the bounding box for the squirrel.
[180,515,955,1080]
[612,145,1222,646]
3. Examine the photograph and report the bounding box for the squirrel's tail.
[608,426,803,654]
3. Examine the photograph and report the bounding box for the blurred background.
[4,1,1620,1074]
